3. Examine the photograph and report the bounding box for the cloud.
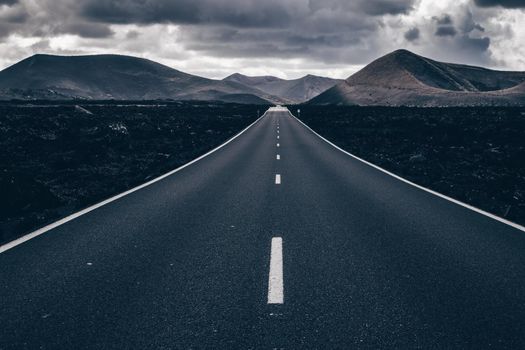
[458,8,485,33]
[436,26,458,36]
[404,27,420,41]
[165,1,395,66]
[126,30,139,39]
[458,35,490,51]
[432,13,458,37]
[433,14,454,25]
[0,5,26,23]
[0,0,522,79]
[473,0,525,8]
[58,22,114,38]
[80,0,417,28]
[359,0,416,15]
[0,0,18,5]
[81,0,298,28]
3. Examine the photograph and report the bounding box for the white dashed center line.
[276,154,280,160]
[268,237,284,304]
[277,136,280,139]
[277,143,280,147]
[275,174,281,184]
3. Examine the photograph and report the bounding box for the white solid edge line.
[275,174,281,184]
[289,111,525,233]
[268,237,284,304]
[0,111,270,254]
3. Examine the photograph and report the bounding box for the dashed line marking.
[276,154,280,160]
[277,143,280,147]
[277,136,280,139]
[275,174,281,184]
[268,237,284,304]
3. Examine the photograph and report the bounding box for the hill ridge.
[0,54,277,104]
[309,49,525,106]
[223,72,341,104]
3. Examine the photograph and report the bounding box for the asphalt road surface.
[1,107,525,349]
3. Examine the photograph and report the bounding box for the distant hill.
[309,49,525,106]
[0,54,276,104]
[223,73,341,104]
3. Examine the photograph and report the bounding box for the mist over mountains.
[0,50,524,106]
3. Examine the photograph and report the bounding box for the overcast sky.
[0,0,523,79]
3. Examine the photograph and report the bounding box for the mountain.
[0,54,276,104]
[309,49,525,106]
[223,73,341,104]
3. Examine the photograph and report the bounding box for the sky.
[0,0,523,79]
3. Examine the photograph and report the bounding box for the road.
[1,107,525,349]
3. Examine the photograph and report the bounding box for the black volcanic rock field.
[2,102,524,245]
[296,106,525,225]
[0,101,260,244]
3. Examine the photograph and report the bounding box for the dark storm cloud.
[404,27,420,41]
[81,0,295,28]
[81,0,417,27]
[0,0,520,76]
[353,0,416,15]
[426,9,491,66]
[433,14,457,37]
[178,16,381,65]
[474,0,525,8]
[433,14,454,25]
[459,35,490,52]
[0,0,418,62]
[0,1,27,37]
[1,5,27,23]
[64,23,114,38]
[157,0,403,65]
[307,0,416,16]
[0,0,18,5]
[435,26,458,36]
[0,1,116,39]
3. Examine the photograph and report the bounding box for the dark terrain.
[0,101,260,244]
[2,103,524,246]
[296,106,525,226]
